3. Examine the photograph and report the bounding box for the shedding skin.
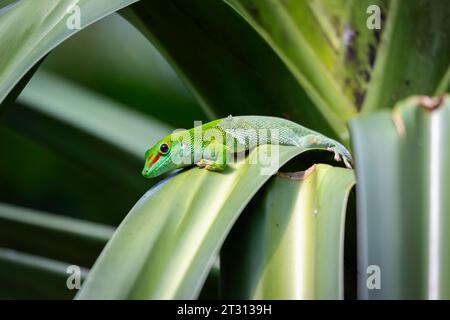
[142,116,353,178]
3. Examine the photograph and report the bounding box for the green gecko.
[142,116,352,178]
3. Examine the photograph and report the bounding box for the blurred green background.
[0,14,206,226]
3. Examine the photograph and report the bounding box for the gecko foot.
[327,147,341,161]
[205,163,226,172]
[196,159,210,168]
[197,159,226,171]
[327,147,353,169]
[343,157,352,169]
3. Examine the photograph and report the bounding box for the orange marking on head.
[148,152,162,169]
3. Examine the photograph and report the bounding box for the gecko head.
[142,136,189,178]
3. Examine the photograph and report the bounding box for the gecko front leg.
[196,142,229,172]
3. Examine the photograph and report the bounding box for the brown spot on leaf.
[368,44,376,68]
[391,94,398,102]
[392,110,406,137]
[344,26,357,62]
[418,96,444,111]
[361,69,371,82]
[346,47,357,62]
[244,3,261,24]
[277,165,316,180]
[374,29,381,45]
[343,29,356,44]
[380,9,386,23]
[282,112,292,120]
[353,89,366,109]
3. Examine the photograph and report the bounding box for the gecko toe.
[343,157,352,169]
[196,160,207,168]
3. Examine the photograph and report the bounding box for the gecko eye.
[160,143,170,154]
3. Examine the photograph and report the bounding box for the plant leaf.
[0,0,139,105]
[227,0,378,118]
[362,0,450,112]
[350,94,450,299]
[221,164,355,299]
[121,0,339,140]
[76,145,339,299]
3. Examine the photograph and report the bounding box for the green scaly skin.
[142,116,352,178]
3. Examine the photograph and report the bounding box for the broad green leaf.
[227,0,377,120]
[0,202,113,267]
[221,164,355,299]
[350,94,450,299]
[229,0,450,117]
[121,0,338,140]
[76,145,338,299]
[362,0,450,112]
[0,0,139,105]
[0,247,87,299]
